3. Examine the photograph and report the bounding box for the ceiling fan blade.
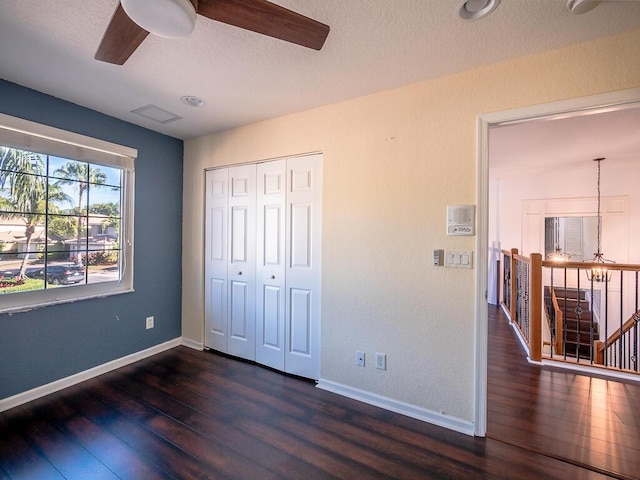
[95,2,150,65]
[198,0,329,50]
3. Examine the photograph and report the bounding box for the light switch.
[445,251,473,269]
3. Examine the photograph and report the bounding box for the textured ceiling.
[0,0,639,140]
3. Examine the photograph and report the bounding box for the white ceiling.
[490,103,640,175]
[1,0,639,140]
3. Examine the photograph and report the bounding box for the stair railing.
[594,310,640,369]
[500,249,542,361]
[500,249,640,374]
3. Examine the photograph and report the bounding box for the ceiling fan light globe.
[566,0,601,15]
[121,0,196,38]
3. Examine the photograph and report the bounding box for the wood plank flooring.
[1,308,637,479]
[488,304,640,480]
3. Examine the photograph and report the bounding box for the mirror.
[544,216,599,262]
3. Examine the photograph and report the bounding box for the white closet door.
[256,160,287,370]
[204,169,228,351]
[285,154,322,379]
[227,164,257,360]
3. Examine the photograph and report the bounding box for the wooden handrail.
[595,310,640,365]
[514,254,532,264]
[550,288,564,356]
[542,260,640,272]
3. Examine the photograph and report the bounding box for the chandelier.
[585,157,615,282]
[547,217,571,262]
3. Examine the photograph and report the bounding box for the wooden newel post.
[594,340,604,365]
[530,253,542,362]
[510,248,518,322]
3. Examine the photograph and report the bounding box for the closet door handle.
[271,275,276,280]
[238,271,242,275]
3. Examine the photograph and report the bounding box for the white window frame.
[0,113,136,313]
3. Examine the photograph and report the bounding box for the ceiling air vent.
[131,104,182,124]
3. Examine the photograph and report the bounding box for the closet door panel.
[205,169,228,351]
[290,288,311,355]
[290,203,312,268]
[209,278,226,336]
[262,285,282,347]
[256,160,286,370]
[230,280,250,338]
[227,165,256,360]
[285,154,322,379]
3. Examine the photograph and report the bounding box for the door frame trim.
[474,86,640,436]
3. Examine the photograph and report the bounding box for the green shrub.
[0,277,44,294]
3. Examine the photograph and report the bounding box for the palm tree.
[0,147,71,279]
[0,193,13,211]
[54,161,107,264]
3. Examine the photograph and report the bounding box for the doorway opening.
[474,87,640,436]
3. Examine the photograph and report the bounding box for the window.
[0,113,135,313]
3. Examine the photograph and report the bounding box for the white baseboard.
[0,337,182,413]
[508,321,531,357]
[540,358,640,383]
[181,337,204,351]
[316,379,474,436]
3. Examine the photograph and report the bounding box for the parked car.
[32,265,85,285]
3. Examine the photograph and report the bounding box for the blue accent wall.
[0,79,184,400]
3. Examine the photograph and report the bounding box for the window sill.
[0,285,134,315]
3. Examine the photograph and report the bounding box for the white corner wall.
[182,29,640,429]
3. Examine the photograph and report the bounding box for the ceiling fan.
[95,0,330,65]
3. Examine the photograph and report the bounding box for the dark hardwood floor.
[1,308,638,479]
[488,304,640,480]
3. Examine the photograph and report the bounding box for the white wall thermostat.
[447,205,475,236]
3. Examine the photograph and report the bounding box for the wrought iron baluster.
[619,270,624,370]
[604,272,610,367]
[550,268,555,358]
[634,272,639,371]
[633,311,639,372]
[563,268,568,361]
[624,330,629,370]
[504,256,511,311]
[575,271,582,361]
[516,260,522,331]
[523,262,530,343]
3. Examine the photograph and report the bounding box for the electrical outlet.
[356,351,365,367]
[146,316,154,329]
[375,353,386,370]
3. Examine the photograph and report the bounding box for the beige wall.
[182,30,640,426]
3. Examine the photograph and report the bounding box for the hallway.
[487,304,640,480]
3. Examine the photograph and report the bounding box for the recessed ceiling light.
[458,0,501,20]
[181,95,206,108]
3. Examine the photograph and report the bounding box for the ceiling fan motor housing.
[121,0,197,38]
[96,0,330,65]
